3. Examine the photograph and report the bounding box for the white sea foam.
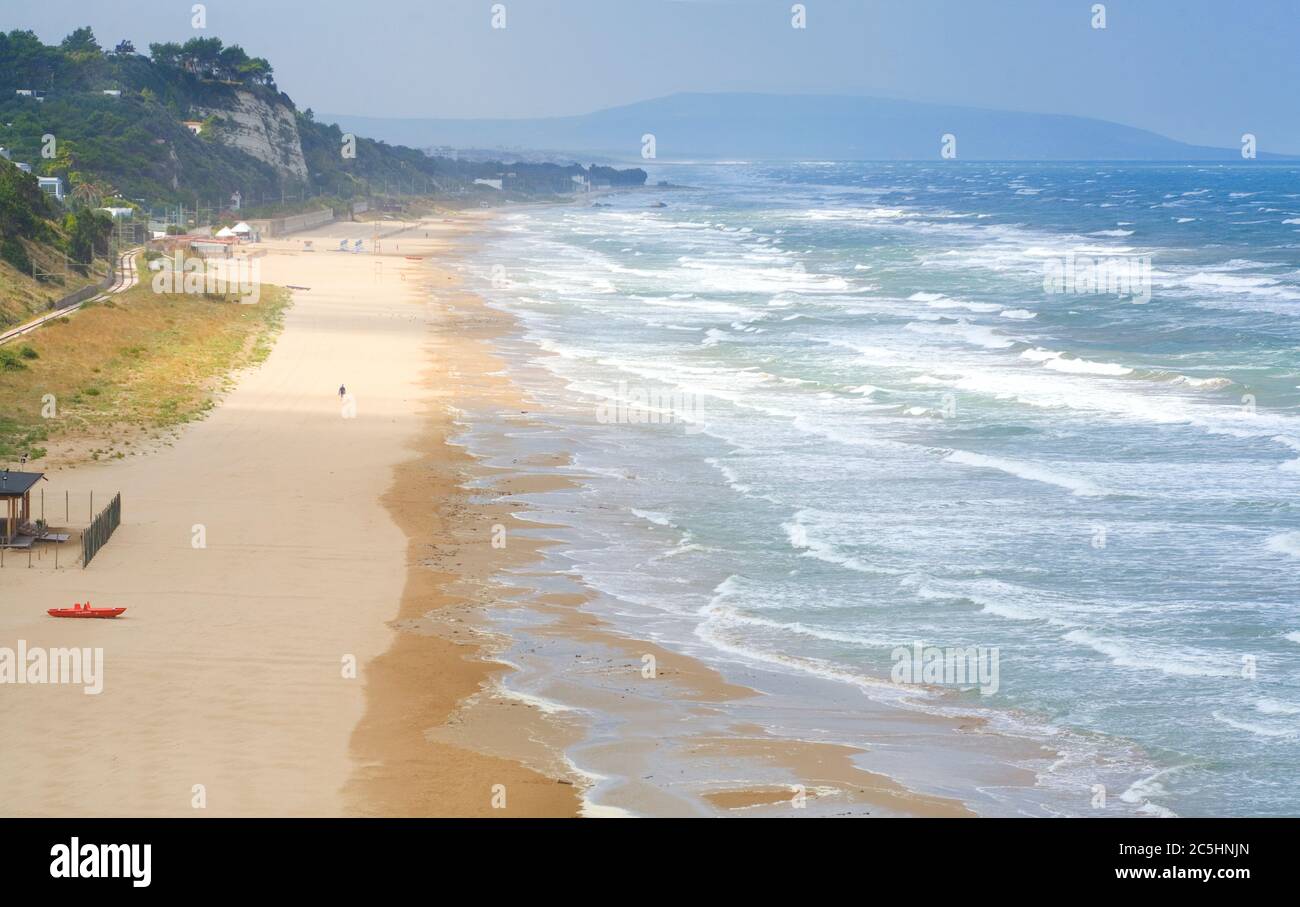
[1063,630,1237,678]
[1119,770,1180,817]
[630,508,676,528]
[1212,711,1299,739]
[1265,531,1300,559]
[783,510,898,574]
[1021,347,1133,376]
[905,320,1016,349]
[945,449,1105,496]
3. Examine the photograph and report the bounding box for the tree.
[217,45,249,81]
[237,57,274,87]
[59,27,101,55]
[64,209,111,269]
[180,36,224,75]
[148,41,183,68]
[71,180,114,209]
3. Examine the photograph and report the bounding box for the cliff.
[193,90,309,181]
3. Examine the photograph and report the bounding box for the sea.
[456,161,1300,817]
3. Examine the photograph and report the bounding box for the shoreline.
[2,207,1058,817]
[381,215,1001,817]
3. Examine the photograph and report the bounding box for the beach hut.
[0,470,46,544]
[215,226,237,238]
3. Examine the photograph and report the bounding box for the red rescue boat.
[47,601,126,619]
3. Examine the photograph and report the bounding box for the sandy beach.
[0,214,578,817]
[0,209,1019,818]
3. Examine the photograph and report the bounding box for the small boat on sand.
[48,601,126,619]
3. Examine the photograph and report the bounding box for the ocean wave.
[905,319,1017,350]
[695,576,924,700]
[907,291,1002,313]
[1021,347,1133,376]
[783,509,900,575]
[630,508,677,528]
[1119,769,1180,817]
[1265,531,1300,559]
[1212,710,1299,739]
[1063,630,1238,678]
[944,449,1106,496]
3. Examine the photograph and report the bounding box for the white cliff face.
[193,90,308,181]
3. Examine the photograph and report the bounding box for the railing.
[82,493,121,568]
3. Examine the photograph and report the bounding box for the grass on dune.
[0,282,289,464]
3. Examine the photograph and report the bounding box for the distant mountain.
[325,92,1295,162]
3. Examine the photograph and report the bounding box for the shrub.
[0,348,30,371]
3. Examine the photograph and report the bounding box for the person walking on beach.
[338,384,346,400]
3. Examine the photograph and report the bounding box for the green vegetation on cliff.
[0,27,647,213]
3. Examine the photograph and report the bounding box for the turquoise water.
[469,162,1300,816]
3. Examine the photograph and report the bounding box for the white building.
[37,177,64,202]
[101,89,122,98]
[473,178,503,190]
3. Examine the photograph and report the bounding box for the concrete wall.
[249,208,337,238]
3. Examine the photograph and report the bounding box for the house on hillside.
[101,89,122,98]
[37,177,64,202]
[183,120,205,136]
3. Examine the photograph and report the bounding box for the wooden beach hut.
[0,469,46,545]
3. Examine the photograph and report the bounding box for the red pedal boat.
[48,601,126,619]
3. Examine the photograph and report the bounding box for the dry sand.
[0,215,575,817]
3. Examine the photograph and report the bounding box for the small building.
[15,163,32,174]
[183,120,204,136]
[473,178,503,191]
[37,177,64,202]
[14,89,33,97]
[97,206,135,219]
[101,89,122,98]
[0,470,46,545]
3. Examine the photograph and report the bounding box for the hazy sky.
[11,0,1300,152]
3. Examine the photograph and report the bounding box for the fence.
[82,493,121,568]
